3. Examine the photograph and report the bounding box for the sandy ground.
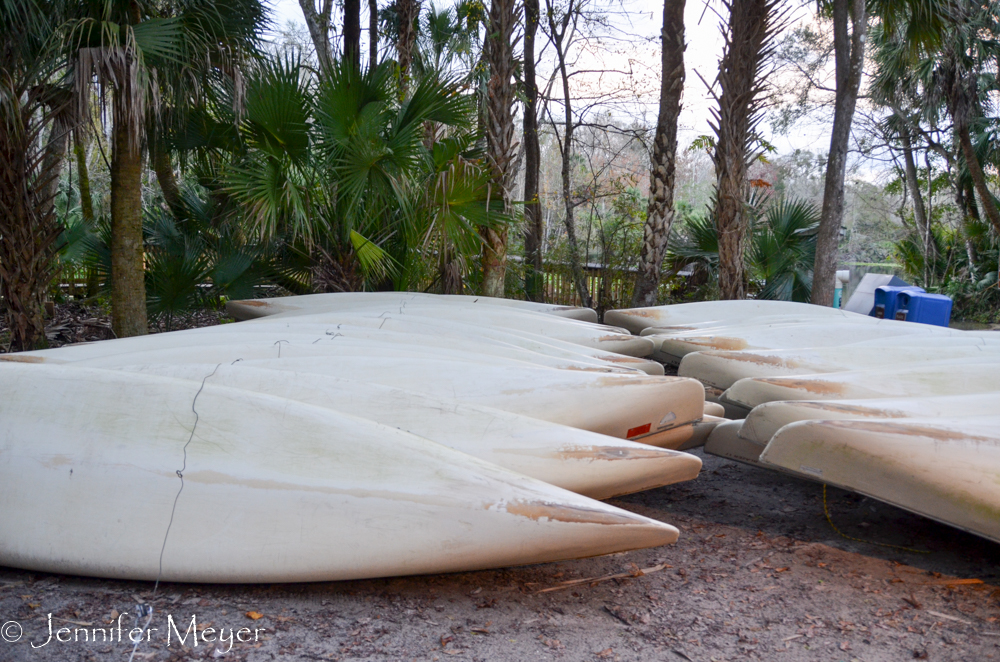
[2,448,997,662]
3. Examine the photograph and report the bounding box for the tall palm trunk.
[369,0,379,65]
[632,0,686,307]
[74,130,101,297]
[74,130,95,225]
[522,0,543,301]
[0,105,65,351]
[811,0,866,306]
[344,0,362,66]
[481,0,518,298]
[152,136,184,219]
[712,0,782,300]
[110,96,148,338]
[396,0,420,92]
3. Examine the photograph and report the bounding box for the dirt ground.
[2,448,997,662]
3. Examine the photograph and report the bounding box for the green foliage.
[665,196,820,303]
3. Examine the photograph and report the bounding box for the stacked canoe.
[0,293,708,583]
[606,300,1000,545]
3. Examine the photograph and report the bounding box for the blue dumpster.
[871,285,925,320]
[896,291,952,327]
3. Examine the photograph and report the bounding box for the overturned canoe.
[759,417,1000,544]
[113,363,703,499]
[721,359,1000,410]
[740,392,1000,445]
[228,292,598,323]
[680,344,1000,390]
[605,301,861,334]
[99,353,704,444]
[650,319,954,365]
[0,362,680,583]
[20,324,634,374]
[261,305,652,357]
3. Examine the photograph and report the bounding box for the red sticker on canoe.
[626,423,652,438]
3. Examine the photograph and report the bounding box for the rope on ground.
[822,484,930,555]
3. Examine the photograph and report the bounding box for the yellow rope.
[822,484,930,555]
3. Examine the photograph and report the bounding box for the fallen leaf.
[246,611,264,620]
[596,648,614,658]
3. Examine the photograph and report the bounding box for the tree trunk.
[299,0,334,72]
[632,0,686,307]
[39,115,71,219]
[74,130,95,225]
[344,0,361,67]
[521,0,543,302]
[152,138,184,219]
[110,100,149,338]
[712,0,778,300]
[396,0,420,93]
[0,106,64,351]
[369,0,379,66]
[955,179,978,277]
[957,121,1000,236]
[811,0,866,306]
[547,0,591,307]
[898,126,928,244]
[480,0,519,298]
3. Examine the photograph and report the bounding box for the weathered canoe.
[97,353,704,443]
[650,320,954,365]
[228,292,598,323]
[0,363,680,583]
[740,393,1000,445]
[679,344,1000,390]
[759,417,1000,544]
[21,324,635,374]
[113,363,703,499]
[721,359,1000,410]
[261,305,652,357]
[605,301,861,334]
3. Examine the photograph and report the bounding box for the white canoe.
[114,363,702,499]
[259,304,652,357]
[680,344,1000,389]
[676,415,727,451]
[702,420,765,466]
[20,324,637,374]
[101,354,704,444]
[228,292,599,323]
[722,359,1000,410]
[638,312,879,336]
[605,301,860,334]
[0,363,680,582]
[740,393,1000,445]
[759,417,1000,544]
[230,315,664,374]
[650,320,954,364]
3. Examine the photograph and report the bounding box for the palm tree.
[522,0,543,301]
[220,56,502,293]
[0,0,72,350]
[480,0,519,297]
[750,198,820,302]
[710,0,786,300]
[65,0,266,337]
[632,0,686,308]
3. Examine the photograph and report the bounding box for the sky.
[266,0,832,155]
